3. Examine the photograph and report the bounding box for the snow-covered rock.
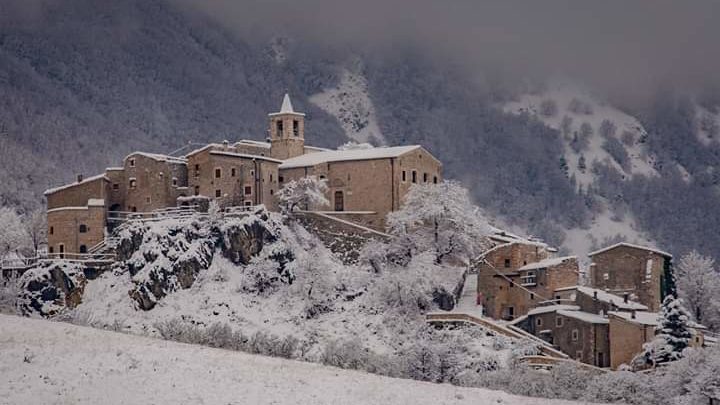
[17,261,89,316]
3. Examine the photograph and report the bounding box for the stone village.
[38,94,706,370]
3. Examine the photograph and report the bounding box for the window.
[536,318,543,327]
[402,170,407,182]
[172,177,178,187]
[194,186,200,196]
[270,189,274,196]
[530,293,535,300]
[423,173,428,183]
[244,200,252,207]
[293,120,299,136]
[244,186,252,195]
[521,271,537,286]
[319,175,326,179]
[215,189,222,198]
[433,175,438,184]
[334,191,344,211]
[556,316,564,327]
[49,246,54,254]
[129,158,136,167]
[49,226,54,235]
[270,174,273,182]
[231,168,236,177]
[194,164,200,177]
[129,178,137,189]
[572,329,579,341]
[113,183,119,191]
[279,176,284,183]
[79,224,88,233]
[215,168,222,178]
[79,245,87,254]
[504,258,511,268]
[146,197,151,203]
[276,120,283,135]
[411,170,417,183]
[131,206,137,213]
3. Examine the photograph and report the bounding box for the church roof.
[279,145,422,169]
[269,93,305,117]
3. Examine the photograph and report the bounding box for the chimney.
[222,140,229,150]
[77,174,83,183]
[631,310,636,319]
[623,293,629,304]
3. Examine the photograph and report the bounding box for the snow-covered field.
[0,315,588,405]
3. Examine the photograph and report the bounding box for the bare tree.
[277,176,330,213]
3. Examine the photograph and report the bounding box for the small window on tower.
[293,120,299,136]
[276,120,283,135]
[113,183,119,191]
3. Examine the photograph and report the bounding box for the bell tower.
[269,93,305,160]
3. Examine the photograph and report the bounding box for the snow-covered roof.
[269,93,305,117]
[570,286,648,311]
[588,242,672,258]
[44,174,109,196]
[304,145,332,152]
[185,143,222,157]
[517,256,577,271]
[608,311,659,326]
[557,310,609,324]
[527,305,580,316]
[106,167,124,171]
[279,145,422,169]
[234,139,271,149]
[127,152,187,164]
[209,150,283,164]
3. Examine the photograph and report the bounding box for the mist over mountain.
[2,0,720,260]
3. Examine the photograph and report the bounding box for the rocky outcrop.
[16,262,88,316]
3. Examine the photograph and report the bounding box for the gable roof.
[278,145,423,169]
[518,256,577,271]
[44,173,109,196]
[126,152,187,164]
[234,139,271,149]
[557,309,609,324]
[558,286,648,311]
[209,150,283,164]
[588,242,672,258]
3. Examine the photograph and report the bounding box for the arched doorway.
[334,191,344,212]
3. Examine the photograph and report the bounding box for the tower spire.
[280,93,294,113]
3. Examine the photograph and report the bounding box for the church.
[44,94,443,255]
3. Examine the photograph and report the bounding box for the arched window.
[79,224,88,233]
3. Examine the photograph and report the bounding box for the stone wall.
[590,245,672,312]
[46,176,109,210]
[47,204,106,254]
[608,315,654,369]
[122,153,188,213]
[527,311,610,367]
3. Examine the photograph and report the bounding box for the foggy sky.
[176,0,720,101]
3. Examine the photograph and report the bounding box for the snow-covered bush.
[0,207,31,259]
[0,272,21,314]
[675,250,720,330]
[277,176,329,213]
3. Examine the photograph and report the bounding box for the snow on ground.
[0,314,587,405]
[503,79,657,187]
[310,69,386,144]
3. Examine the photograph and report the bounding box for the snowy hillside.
[0,315,589,405]
[503,81,660,259]
[310,69,386,145]
[503,80,657,186]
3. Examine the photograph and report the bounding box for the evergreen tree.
[637,295,693,368]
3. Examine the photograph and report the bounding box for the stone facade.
[523,308,611,367]
[47,203,106,255]
[476,242,579,320]
[44,94,442,253]
[588,243,674,312]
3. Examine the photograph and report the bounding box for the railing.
[0,252,117,271]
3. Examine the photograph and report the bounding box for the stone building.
[588,243,674,312]
[521,305,611,367]
[44,94,442,254]
[554,285,648,315]
[475,239,579,320]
